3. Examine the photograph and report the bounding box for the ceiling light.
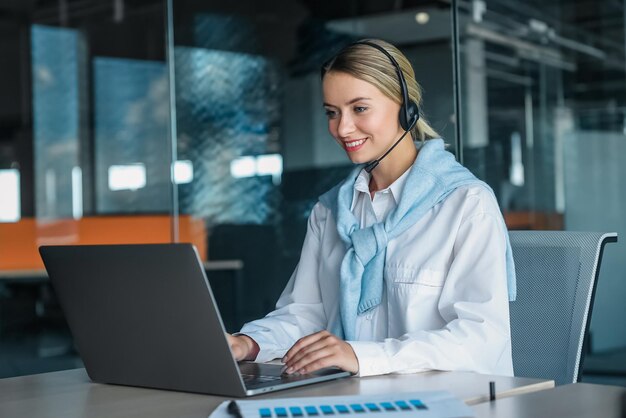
[415,12,430,25]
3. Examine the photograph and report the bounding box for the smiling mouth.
[344,138,367,149]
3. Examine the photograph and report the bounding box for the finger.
[289,348,335,374]
[283,330,330,362]
[283,330,329,361]
[285,337,333,368]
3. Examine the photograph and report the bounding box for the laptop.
[39,243,350,396]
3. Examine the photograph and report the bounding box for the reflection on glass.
[174,46,281,226]
[0,169,21,222]
[93,57,169,214]
[230,156,257,179]
[256,154,283,184]
[32,24,84,220]
[107,164,147,191]
[509,132,524,187]
[229,154,283,181]
[71,166,83,220]
[174,160,194,184]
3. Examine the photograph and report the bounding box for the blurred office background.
[0,0,624,385]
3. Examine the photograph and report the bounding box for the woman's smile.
[343,138,368,152]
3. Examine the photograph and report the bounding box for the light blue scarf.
[319,138,517,341]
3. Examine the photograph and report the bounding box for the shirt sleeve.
[347,199,513,377]
[238,203,329,362]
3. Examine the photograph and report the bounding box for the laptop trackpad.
[238,362,342,389]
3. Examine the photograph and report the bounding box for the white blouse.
[239,168,514,377]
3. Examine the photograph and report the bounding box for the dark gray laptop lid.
[39,243,247,396]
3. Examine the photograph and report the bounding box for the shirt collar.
[351,166,412,210]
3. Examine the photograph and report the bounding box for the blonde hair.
[321,39,439,141]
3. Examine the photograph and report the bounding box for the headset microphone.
[363,127,414,173]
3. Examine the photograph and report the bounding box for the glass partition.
[167,0,456,331]
[454,0,626,381]
[0,0,175,377]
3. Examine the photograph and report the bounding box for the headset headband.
[321,40,419,131]
[354,41,410,117]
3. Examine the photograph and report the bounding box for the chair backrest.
[508,231,617,385]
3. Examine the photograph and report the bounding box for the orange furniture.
[0,215,207,272]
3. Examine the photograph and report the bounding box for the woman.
[228,39,516,377]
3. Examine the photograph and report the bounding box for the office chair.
[508,231,617,386]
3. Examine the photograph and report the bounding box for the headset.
[321,40,420,172]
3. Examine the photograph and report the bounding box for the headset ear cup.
[399,100,420,131]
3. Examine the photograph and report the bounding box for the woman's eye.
[325,109,338,118]
[354,106,367,113]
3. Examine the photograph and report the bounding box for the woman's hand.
[226,333,259,361]
[282,330,359,375]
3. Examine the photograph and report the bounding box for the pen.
[228,400,244,418]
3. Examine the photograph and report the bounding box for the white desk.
[0,368,553,418]
[472,382,626,418]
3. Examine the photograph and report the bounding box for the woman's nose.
[337,114,355,137]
